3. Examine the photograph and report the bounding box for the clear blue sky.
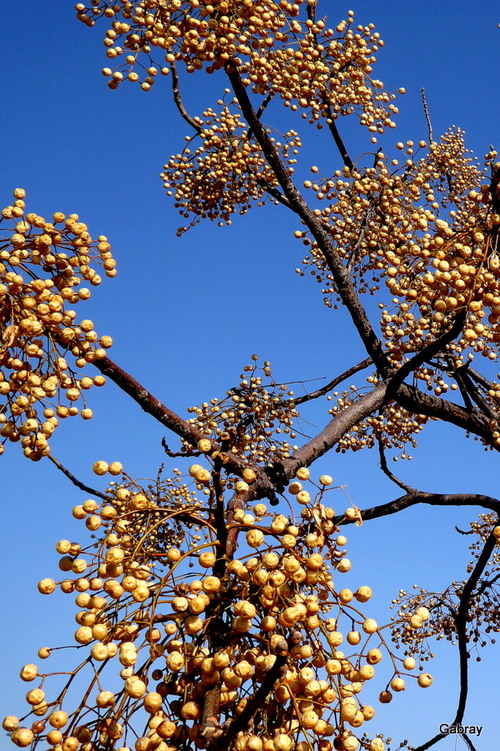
[1,1,499,748]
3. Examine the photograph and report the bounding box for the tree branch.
[92,355,207,446]
[335,491,500,526]
[385,309,466,400]
[225,65,391,376]
[284,379,389,474]
[455,365,498,420]
[48,454,110,502]
[411,529,498,751]
[396,382,498,450]
[291,356,373,406]
[322,100,354,170]
[421,88,434,143]
[170,60,202,134]
[377,438,413,492]
[208,652,288,751]
[90,355,280,497]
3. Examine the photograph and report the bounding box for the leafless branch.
[334,491,500,526]
[411,529,498,751]
[284,380,389,474]
[421,88,433,143]
[208,652,288,751]
[454,365,498,420]
[170,60,202,134]
[377,438,413,492]
[396,381,498,450]
[291,356,373,405]
[48,454,109,502]
[322,100,354,170]
[90,355,280,498]
[247,91,275,141]
[225,65,391,376]
[161,437,200,458]
[386,309,466,399]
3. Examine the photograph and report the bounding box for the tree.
[1,2,499,751]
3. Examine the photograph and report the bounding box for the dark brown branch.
[455,366,498,420]
[170,60,202,134]
[454,530,498,713]
[161,437,200,458]
[225,65,391,376]
[396,382,498,450]
[208,653,288,751]
[475,571,500,597]
[411,529,498,751]
[247,91,275,141]
[48,454,109,502]
[93,355,207,447]
[211,461,228,568]
[421,88,433,143]
[284,379,389,475]
[452,364,476,413]
[90,355,280,497]
[377,438,413,492]
[291,356,373,405]
[386,309,466,400]
[323,101,354,170]
[335,491,500,526]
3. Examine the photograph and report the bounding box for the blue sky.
[1,1,499,748]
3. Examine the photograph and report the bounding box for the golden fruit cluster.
[296,131,500,405]
[242,13,399,133]
[76,0,397,133]
[391,513,500,661]
[76,0,297,81]
[325,384,428,458]
[0,191,115,460]
[161,105,301,233]
[186,358,299,464]
[3,462,431,751]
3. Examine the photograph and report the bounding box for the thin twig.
[247,91,275,141]
[170,60,202,134]
[323,101,354,170]
[377,438,413,492]
[411,529,498,751]
[386,309,466,399]
[475,571,500,598]
[161,437,200,458]
[291,356,373,405]
[421,88,433,142]
[455,366,498,420]
[48,454,109,501]
[460,736,477,751]
[257,179,292,209]
[333,491,500,526]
